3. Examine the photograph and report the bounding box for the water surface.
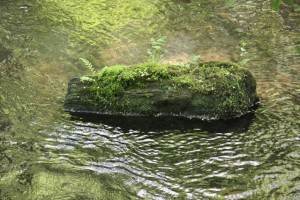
[0,0,299,199]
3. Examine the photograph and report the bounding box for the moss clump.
[65,61,258,120]
[89,63,182,109]
[187,62,258,119]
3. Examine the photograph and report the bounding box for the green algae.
[65,61,258,120]
[16,164,135,200]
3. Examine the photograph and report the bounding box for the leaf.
[283,0,294,5]
[190,55,200,64]
[296,46,300,54]
[3,109,9,115]
[0,94,5,101]
[294,5,300,12]
[239,59,250,66]
[225,0,237,7]
[240,47,246,52]
[272,0,282,11]
[80,58,95,74]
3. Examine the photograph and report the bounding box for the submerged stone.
[64,62,259,120]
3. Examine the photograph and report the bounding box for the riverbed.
[0,0,299,199]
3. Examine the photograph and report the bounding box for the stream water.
[0,0,299,199]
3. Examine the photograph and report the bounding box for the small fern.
[147,36,167,62]
[238,58,250,66]
[80,58,95,74]
[189,55,200,65]
[79,58,96,83]
[177,55,200,70]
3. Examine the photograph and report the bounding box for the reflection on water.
[69,112,257,133]
[0,0,299,199]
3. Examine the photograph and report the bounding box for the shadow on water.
[68,111,257,133]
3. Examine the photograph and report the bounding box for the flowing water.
[0,0,299,199]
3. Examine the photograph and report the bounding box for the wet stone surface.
[64,62,259,120]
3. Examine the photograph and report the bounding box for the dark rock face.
[64,62,259,120]
[0,45,11,62]
[0,118,10,132]
[63,77,96,113]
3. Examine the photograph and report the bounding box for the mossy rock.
[64,62,258,120]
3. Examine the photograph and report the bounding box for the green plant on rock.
[80,58,95,74]
[238,40,250,66]
[147,36,167,63]
[177,55,200,70]
[79,58,96,82]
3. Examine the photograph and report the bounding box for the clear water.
[0,0,299,199]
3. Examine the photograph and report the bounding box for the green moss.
[74,61,257,119]
[186,61,257,118]
[89,62,178,109]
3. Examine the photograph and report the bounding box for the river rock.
[64,62,259,120]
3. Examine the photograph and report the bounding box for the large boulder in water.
[64,62,258,120]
